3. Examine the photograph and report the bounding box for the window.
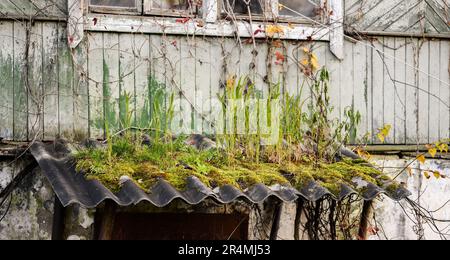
[144,0,199,16]
[222,0,320,21]
[89,0,143,14]
[279,0,320,19]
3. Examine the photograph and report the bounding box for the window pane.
[279,0,319,18]
[90,0,137,7]
[223,0,264,15]
[151,0,192,10]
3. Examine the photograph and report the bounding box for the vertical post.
[97,200,117,240]
[358,200,374,240]
[51,197,66,240]
[269,201,283,240]
[294,199,304,240]
[329,0,344,60]
[202,0,218,23]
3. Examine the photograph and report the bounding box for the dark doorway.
[103,212,249,240]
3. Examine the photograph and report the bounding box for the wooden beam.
[85,14,330,41]
[97,200,117,240]
[269,201,283,240]
[294,199,304,240]
[358,200,374,240]
[51,197,66,240]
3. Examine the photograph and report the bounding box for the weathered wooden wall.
[0,0,449,145]
[0,0,67,19]
[345,0,449,35]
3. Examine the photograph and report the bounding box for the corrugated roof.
[30,141,411,208]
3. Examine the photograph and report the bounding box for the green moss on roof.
[74,137,392,196]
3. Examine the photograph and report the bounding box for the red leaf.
[68,36,74,44]
[93,17,98,26]
[275,51,285,63]
[253,28,264,35]
[171,40,177,47]
[176,17,191,24]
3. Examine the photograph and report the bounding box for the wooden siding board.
[418,40,430,143]
[103,33,120,133]
[394,37,407,144]
[42,21,59,140]
[12,21,28,141]
[383,37,396,144]
[208,39,223,136]
[87,32,105,139]
[353,40,369,140]
[73,37,89,141]
[58,23,75,139]
[118,33,136,130]
[405,38,420,143]
[429,39,441,142]
[254,42,269,99]
[195,37,212,134]
[165,35,181,134]
[440,40,450,141]
[28,22,44,140]
[148,34,166,132]
[134,33,150,129]
[0,21,14,140]
[285,41,299,97]
[371,38,384,144]
[179,37,196,134]
[327,42,342,123]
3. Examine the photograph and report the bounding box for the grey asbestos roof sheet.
[30,141,411,208]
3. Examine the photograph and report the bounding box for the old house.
[0,0,449,240]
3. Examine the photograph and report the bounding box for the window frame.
[76,0,344,59]
[88,0,143,15]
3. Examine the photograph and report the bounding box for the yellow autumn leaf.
[424,171,431,179]
[310,54,320,71]
[377,133,385,143]
[406,167,413,177]
[438,143,448,153]
[417,154,426,164]
[381,124,392,137]
[356,148,371,160]
[433,171,441,179]
[266,25,285,37]
[302,47,310,53]
[300,59,309,66]
[428,147,437,158]
[278,3,284,10]
[287,22,295,29]
[226,76,236,90]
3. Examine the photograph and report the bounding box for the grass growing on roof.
[74,68,394,195]
[74,136,391,195]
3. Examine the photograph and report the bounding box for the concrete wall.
[0,160,54,240]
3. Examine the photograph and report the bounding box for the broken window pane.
[90,0,138,8]
[279,0,319,18]
[223,0,264,16]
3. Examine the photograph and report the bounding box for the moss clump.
[74,137,392,196]
[74,137,290,192]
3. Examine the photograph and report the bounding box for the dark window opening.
[95,212,249,240]
[223,0,265,16]
[90,0,138,8]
